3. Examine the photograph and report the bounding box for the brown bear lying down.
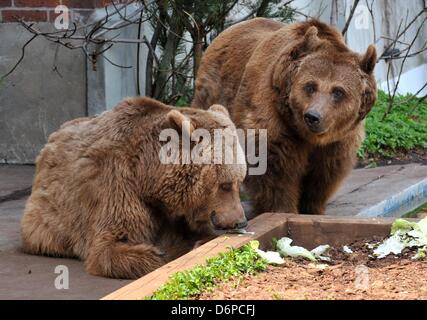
[193,18,377,216]
[21,97,247,279]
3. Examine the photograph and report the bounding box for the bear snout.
[234,218,248,229]
[210,211,248,230]
[303,110,325,133]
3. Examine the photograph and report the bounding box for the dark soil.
[197,238,427,300]
[357,148,427,168]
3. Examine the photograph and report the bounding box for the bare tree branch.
[365,0,376,43]
[1,33,38,81]
[378,6,426,62]
[342,0,360,35]
[383,15,427,118]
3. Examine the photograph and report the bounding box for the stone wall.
[0,22,87,163]
[0,1,148,164]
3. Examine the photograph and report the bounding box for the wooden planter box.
[102,213,398,300]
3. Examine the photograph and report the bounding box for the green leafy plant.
[148,243,267,300]
[175,96,192,107]
[358,90,427,159]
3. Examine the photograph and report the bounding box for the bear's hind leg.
[85,233,165,279]
[21,203,74,257]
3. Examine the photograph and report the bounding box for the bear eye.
[304,82,317,95]
[332,87,346,101]
[220,183,233,192]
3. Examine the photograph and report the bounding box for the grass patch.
[148,243,267,300]
[358,90,427,159]
[403,202,427,218]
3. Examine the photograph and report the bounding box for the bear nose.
[234,218,248,230]
[304,111,321,126]
[210,212,248,230]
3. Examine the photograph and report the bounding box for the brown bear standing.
[192,18,377,216]
[21,97,247,279]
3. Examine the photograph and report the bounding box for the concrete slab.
[0,198,132,300]
[327,164,427,216]
[0,165,34,201]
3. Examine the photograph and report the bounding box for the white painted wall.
[103,23,151,109]
[89,4,152,110]
[379,63,427,96]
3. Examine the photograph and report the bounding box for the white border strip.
[356,178,427,218]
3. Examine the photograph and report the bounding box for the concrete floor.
[0,163,426,299]
[327,164,427,216]
[0,198,131,300]
[0,165,34,201]
[0,165,132,300]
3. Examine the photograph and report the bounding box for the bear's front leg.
[245,173,300,215]
[85,232,165,279]
[244,147,307,216]
[298,141,357,215]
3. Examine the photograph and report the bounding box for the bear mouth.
[212,226,232,233]
[211,226,250,236]
[306,123,328,134]
[306,124,329,135]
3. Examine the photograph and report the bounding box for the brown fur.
[192,18,377,215]
[21,97,246,279]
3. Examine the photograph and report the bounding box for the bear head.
[153,103,248,235]
[272,21,377,145]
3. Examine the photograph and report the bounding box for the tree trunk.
[192,32,204,80]
[153,17,183,100]
[145,20,162,97]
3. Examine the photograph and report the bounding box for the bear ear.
[360,44,377,74]
[272,26,321,93]
[289,26,321,61]
[167,110,194,136]
[208,104,230,118]
[303,26,321,51]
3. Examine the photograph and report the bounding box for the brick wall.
[0,0,115,23]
